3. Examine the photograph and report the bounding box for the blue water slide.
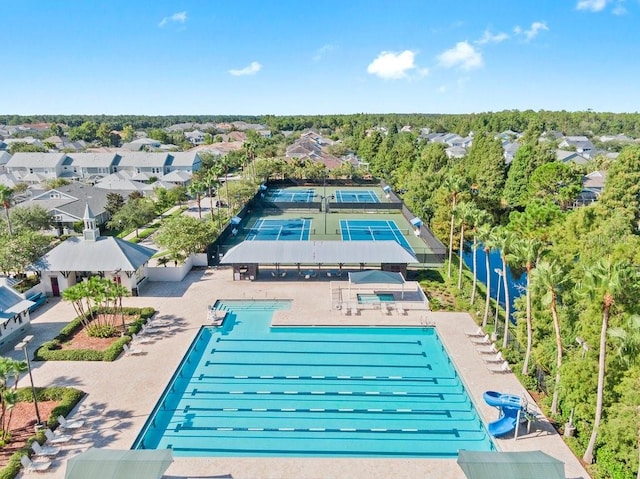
[483,391,523,438]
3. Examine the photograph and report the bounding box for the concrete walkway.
[9,268,590,479]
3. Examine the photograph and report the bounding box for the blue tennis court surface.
[335,190,379,203]
[264,189,316,202]
[340,219,413,252]
[246,219,311,241]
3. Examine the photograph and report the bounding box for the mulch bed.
[0,401,60,469]
[59,314,139,350]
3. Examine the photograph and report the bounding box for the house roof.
[0,285,34,320]
[68,153,121,168]
[0,151,11,165]
[161,170,192,182]
[7,152,67,168]
[33,236,156,272]
[583,170,607,189]
[117,152,170,168]
[94,178,154,192]
[167,152,200,167]
[18,182,114,221]
[221,240,418,265]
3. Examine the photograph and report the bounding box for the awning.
[348,270,405,285]
[230,216,242,225]
[457,451,565,479]
[65,448,173,479]
[410,217,423,227]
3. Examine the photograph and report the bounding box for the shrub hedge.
[0,386,85,479]
[34,307,155,362]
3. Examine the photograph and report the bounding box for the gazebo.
[32,204,156,296]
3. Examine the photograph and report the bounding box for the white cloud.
[476,29,509,45]
[367,50,417,79]
[613,2,627,14]
[228,61,262,76]
[523,21,549,41]
[159,11,187,27]
[576,0,609,11]
[437,41,483,71]
[313,44,337,62]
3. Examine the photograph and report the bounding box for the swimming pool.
[357,293,395,303]
[134,300,493,457]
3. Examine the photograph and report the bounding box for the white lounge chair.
[350,306,359,316]
[31,441,60,457]
[483,351,505,364]
[123,343,143,356]
[395,304,407,315]
[488,361,512,374]
[470,334,491,345]
[45,428,72,444]
[465,326,485,337]
[21,455,52,472]
[477,343,499,354]
[132,333,153,344]
[57,415,84,429]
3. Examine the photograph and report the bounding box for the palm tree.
[511,237,545,375]
[443,176,467,279]
[469,208,491,304]
[0,185,14,236]
[187,180,206,219]
[531,260,567,415]
[453,202,474,290]
[581,258,631,464]
[477,224,496,328]
[492,227,514,348]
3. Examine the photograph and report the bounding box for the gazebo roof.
[32,236,156,272]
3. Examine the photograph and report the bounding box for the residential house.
[6,152,69,184]
[184,130,206,145]
[2,137,44,150]
[558,135,595,158]
[65,152,121,182]
[599,134,634,143]
[32,204,156,297]
[16,182,116,235]
[0,282,34,348]
[43,136,86,151]
[121,137,162,151]
[503,142,521,165]
[115,152,170,177]
[556,150,590,166]
[94,172,156,196]
[166,152,202,174]
[445,146,467,159]
[574,171,607,207]
[0,151,10,173]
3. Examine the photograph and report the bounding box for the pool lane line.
[210,348,427,357]
[174,424,461,436]
[189,389,445,399]
[193,374,440,386]
[217,338,423,345]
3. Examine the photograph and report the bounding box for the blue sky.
[2,0,639,115]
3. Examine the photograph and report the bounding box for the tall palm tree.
[492,227,514,348]
[453,202,474,290]
[477,224,496,328]
[511,237,545,375]
[443,176,467,279]
[469,208,491,305]
[581,258,630,464]
[531,259,567,414]
[187,180,206,219]
[0,186,14,236]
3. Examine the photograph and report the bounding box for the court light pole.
[14,335,43,428]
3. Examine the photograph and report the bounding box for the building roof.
[7,152,67,168]
[68,153,121,168]
[221,240,418,265]
[161,170,192,182]
[33,235,156,272]
[19,182,113,221]
[0,285,34,320]
[117,152,170,168]
[167,152,200,167]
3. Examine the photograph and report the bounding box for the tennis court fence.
[328,201,402,211]
[257,200,322,212]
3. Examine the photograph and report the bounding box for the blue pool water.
[357,293,395,303]
[133,300,493,457]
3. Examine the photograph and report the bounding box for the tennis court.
[245,218,311,241]
[340,219,413,252]
[335,190,379,203]
[264,188,316,202]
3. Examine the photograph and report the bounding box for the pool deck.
[9,267,590,479]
